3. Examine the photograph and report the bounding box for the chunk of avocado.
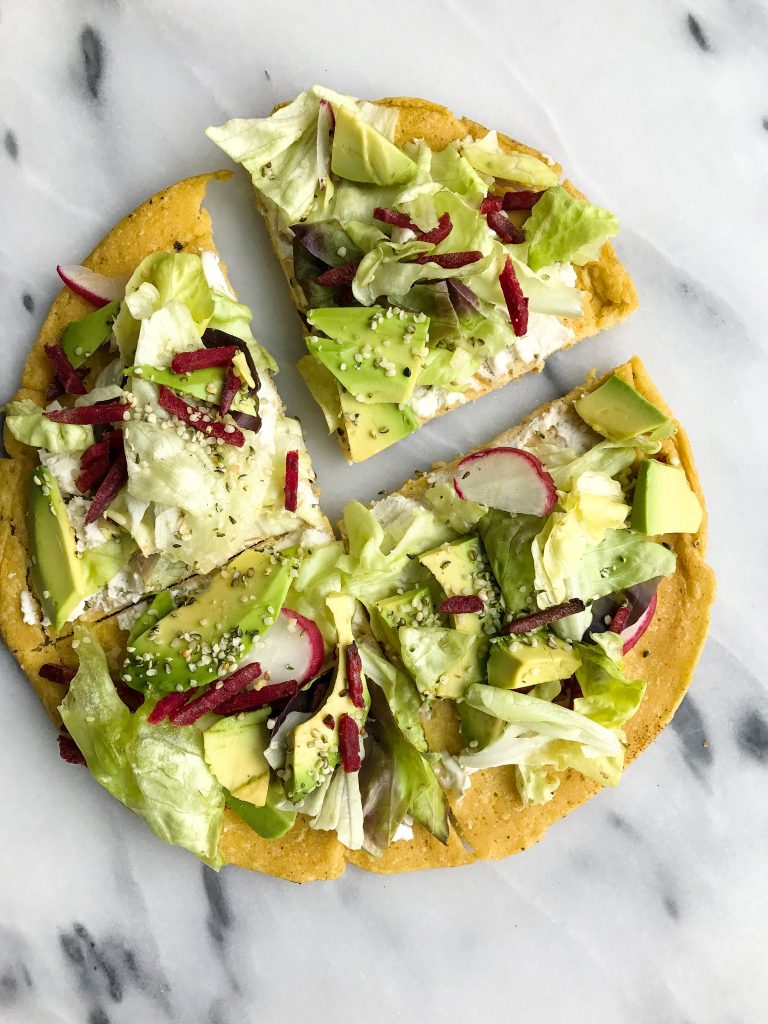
[340,391,419,462]
[399,625,486,699]
[60,301,119,368]
[123,548,295,695]
[203,708,271,797]
[371,586,437,657]
[306,306,429,404]
[419,537,498,635]
[487,635,581,690]
[297,354,343,434]
[128,364,225,402]
[331,104,417,186]
[575,374,672,441]
[630,459,703,535]
[458,704,504,751]
[26,466,88,630]
[127,365,257,417]
[287,593,369,802]
[127,590,175,645]
[226,775,296,839]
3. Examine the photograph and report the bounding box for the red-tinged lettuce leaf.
[359,683,448,856]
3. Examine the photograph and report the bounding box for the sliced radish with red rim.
[241,608,324,687]
[453,447,556,517]
[57,265,129,307]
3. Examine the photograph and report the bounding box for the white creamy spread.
[38,450,81,496]
[201,250,236,297]
[392,816,414,842]
[117,601,149,633]
[66,497,110,553]
[20,590,41,626]
[300,526,334,549]
[371,493,421,528]
[83,567,146,619]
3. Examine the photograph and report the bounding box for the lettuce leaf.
[459,684,625,801]
[525,186,619,272]
[359,683,448,856]
[574,640,646,729]
[59,627,224,866]
[533,471,630,607]
[5,399,93,453]
[113,252,214,362]
[309,764,364,850]
[207,291,278,373]
[478,509,540,615]
[358,644,427,752]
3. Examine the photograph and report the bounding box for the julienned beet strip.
[373,207,418,231]
[169,662,263,726]
[502,598,586,635]
[502,189,544,211]
[46,401,132,425]
[499,255,529,337]
[219,367,241,417]
[80,430,123,466]
[417,212,453,245]
[316,260,360,287]
[216,679,300,716]
[44,343,87,395]
[346,642,364,709]
[610,606,631,633]
[170,346,238,374]
[157,385,245,447]
[39,663,76,685]
[410,250,483,269]
[338,714,361,773]
[486,209,524,245]
[438,595,484,615]
[147,691,189,724]
[58,730,86,765]
[84,452,127,525]
[284,450,299,512]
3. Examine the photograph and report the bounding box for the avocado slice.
[203,708,271,801]
[331,104,417,186]
[487,635,582,690]
[123,547,295,695]
[225,775,296,839]
[26,466,88,630]
[127,590,175,645]
[340,391,419,462]
[60,301,119,368]
[419,537,499,635]
[371,586,437,657]
[630,459,703,535]
[297,354,343,434]
[306,306,429,405]
[287,594,369,802]
[575,374,672,441]
[399,625,486,699]
[128,364,225,402]
[457,704,505,752]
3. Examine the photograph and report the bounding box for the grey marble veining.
[1,1,766,1021]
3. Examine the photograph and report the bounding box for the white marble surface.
[1,2,766,1021]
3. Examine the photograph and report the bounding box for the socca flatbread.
[0,173,229,713]
[349,357,715,872]
[0,174,333,750]
[251,94,638,459]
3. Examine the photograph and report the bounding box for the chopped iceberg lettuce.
[59,627,224,867]
[5,399,94,453]
[525,186,619,272]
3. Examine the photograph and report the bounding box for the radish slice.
[244,608,324,686]
[453,447,556,517]
[620,593,657,654]
[57,265,129,307]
